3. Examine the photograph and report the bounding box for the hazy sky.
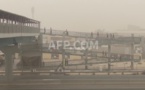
[0,0,145,32]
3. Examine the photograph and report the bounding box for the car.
[0,51,5,65]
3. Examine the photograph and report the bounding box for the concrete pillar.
[37,34,43,67]
[5,52,14,81]
[1,46,16,81]
[141,37,145,59]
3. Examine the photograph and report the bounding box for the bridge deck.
[0,9,40,39]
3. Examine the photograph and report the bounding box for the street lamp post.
[62,30,67,69]
[131,34,134,70]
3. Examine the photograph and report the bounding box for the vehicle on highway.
[0,51,5,65]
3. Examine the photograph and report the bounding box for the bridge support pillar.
[5,51,14,81]
[141,37,145,59]
[38,34,43,67]
[1,46,16,81]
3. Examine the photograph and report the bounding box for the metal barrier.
[41,29,93,38]
[0,23,40,38]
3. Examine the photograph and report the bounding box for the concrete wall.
[97,44,132,54]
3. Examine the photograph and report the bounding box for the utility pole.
[37,33,43,68]
[108,42,111,71]
[62,31,66,69]
[108,34,112,75]
[131,34,134,70]
[85,48,88,70]
[84,34,90,70]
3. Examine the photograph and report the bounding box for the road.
[1,75,145,90]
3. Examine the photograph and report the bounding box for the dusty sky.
[0,0,145,32]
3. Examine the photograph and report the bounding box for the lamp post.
[131,34,134,70]
[62,30,68,69]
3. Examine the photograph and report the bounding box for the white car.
[0,51,4,65]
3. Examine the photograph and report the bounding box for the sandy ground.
[42,53,145,71]
[0,53,145,72]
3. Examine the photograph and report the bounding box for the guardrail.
[41,29,106,38]
[0,23,40,38]
[40,28,142,44]
[0,70,144,75]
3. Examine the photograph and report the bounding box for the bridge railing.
[41,28,94,38]
[40,28,125,39]
[45,29,138,41]
[40,28,142,44]
[0,23,40,38]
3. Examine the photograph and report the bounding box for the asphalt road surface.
[1,75,145,90]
